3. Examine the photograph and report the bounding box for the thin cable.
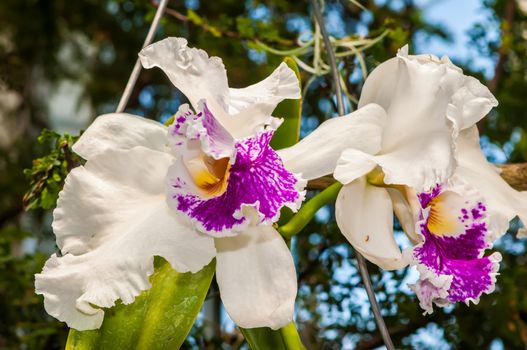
[356,253,395,349]
[116,0,170,113]
[310,0,345,115]
[309,0,395,348]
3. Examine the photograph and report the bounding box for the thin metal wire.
[309,0,345,115]
[356,253,395,349]
[309,0,395,348]
[116,0,170,113]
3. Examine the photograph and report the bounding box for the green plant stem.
[278,182,343,239]
[240,321,305,350]
[279,322,306,350]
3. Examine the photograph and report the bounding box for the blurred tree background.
[0,0,526,349]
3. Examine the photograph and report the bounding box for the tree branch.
[307,163,527,191]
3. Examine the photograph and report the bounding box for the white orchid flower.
[280,45,527,313]
[34,36,392,331]
[35,37,314,332]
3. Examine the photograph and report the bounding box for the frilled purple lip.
[408,181,501,314]
[167,104,305,236]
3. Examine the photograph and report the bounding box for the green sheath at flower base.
[278,182,343,239]
[240,321,306,350]
[66,258,215,350]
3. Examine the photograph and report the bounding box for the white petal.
[139,37,230,117]
[277,103,387,180]
[335,178,407,270]
[334,147,421,243]
[386,188,420,243]
[456,127,527,240]
[334,149,377,185]
[446,74,498,132]
[36,147,216,330]
[357,46,496,191]
[360,46,497,138]
[73,113,167,160]
[228,62,300,115]
[223,62,300,138]
[374,133,455,191]
[334,134,455,192]
[215,225,297,330]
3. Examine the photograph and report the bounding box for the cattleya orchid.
[339,47,527,312]
[282,46,527,313]
[35,37,313,331]
[33,36,398,332]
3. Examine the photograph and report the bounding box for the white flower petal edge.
[386,188,421,244]
[335,177,407,270]
[277,103,387,180]
[139,37,230,118]
[456,126,527,240]
[356,45,497,192]
[228,61,300,114]
[215,225,297,330]
[73,113,168,160]
[139,37,301,139]
[36,146,216,330]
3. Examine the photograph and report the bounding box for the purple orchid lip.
[409,179,501,313]
[166,103,306,236]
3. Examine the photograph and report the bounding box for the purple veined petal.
[408,176,501,314]
[167,130,306,237]
[168,102,235,161]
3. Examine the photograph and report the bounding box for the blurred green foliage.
[23,130,81,210]
[0,0,526,349]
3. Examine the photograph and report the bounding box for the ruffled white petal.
[73,113,168,160]
[456,127,527,240]
[223,62,300,138]
[357,45,497,191]
[140,38,301,140]
[215,225,297,330]
[374,134,455,191]
[139,37,230,118]
[228,62,300,115]
[334,135,454,193]
[407,264,452,315]
[335,177,407,270]
[277,103,387,180]
[446,73,498,132]
[36,146,216,330]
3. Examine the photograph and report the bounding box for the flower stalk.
[278,182,342,238]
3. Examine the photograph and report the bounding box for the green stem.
[279,322,306,350]
[278,182,343,238]
[240,321,305,350]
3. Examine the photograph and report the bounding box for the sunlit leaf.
[66,258,215,350]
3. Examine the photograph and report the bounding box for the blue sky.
[415,0,498,78]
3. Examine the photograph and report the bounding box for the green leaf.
[270,57,302,150]
[24,129,82,210]
[66,258,216,350]
[240,321,306,350]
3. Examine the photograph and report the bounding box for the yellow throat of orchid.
[184,155,230,197]
[425,191,464,237]
[365,166,463,237]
